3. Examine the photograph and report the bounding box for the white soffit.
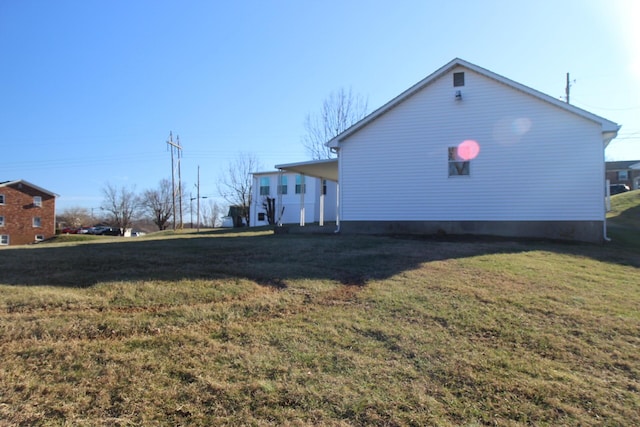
[274,159,339,181]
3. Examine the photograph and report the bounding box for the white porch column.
[277,169,283,226]
[319,179,325,226]
[299,174,305,226]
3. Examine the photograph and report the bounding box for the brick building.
[0,180,57,246]
[606,160,640,190]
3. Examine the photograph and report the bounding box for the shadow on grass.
[0,224,640,289]
[1,226,638,288]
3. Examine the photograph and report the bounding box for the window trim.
[295,175,306,194]
[448,146,471,177]
[33,196,42,207]
[33,217,42,228]
[453,72,465,87]
[277,175,288,195]
[35,234,45,242]
[0,216,4,227]
[0,235,8,245]
[259,177,270,196]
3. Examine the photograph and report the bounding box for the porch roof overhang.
[274,158,338,182]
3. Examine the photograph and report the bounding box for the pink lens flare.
[457,139,480,161]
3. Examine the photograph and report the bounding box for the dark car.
[610,184,630,195]
[98,227,121,236]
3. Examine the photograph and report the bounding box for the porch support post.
[277,169,283,226]
[299,174,305,226]
[319,179,325,226]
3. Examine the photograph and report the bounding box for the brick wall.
[0,183,56,246]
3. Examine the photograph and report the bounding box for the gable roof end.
[0,179,58,197]
[328,58,620,148]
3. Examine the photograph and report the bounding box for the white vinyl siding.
[339,66,605,222]
[251,173,337,226]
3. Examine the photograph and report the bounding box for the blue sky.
[2,0,639,212]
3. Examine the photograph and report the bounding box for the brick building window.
[33,217,42,227]
[35,235,45,242]
[0,194,4,204]
[33,196,42,207]
[0,216,4,226]
[0,235,8,245]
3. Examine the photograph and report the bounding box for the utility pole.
[197,165,201,232]
[166,131,183,230]
[565,72,571,104]
[177,135,183,229]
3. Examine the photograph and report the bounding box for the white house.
[251,166,337,227]
[275,58,620,243]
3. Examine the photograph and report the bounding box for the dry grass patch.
[1,228,639,425]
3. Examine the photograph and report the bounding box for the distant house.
[0,180,57,246]
[606,160,640,190]
[251,166,337,227]
[275,58,620,243]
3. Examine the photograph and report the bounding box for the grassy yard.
[1,199,639,426]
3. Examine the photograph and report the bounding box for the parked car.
[610,184,630,195]
[61,227,78,234]
[98,227,121,236]
[88,226,108,235]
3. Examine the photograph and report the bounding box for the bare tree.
[56,206,93,229]
[200,199,224,227]
[302,87,369,159]
[217,152,261,226]
[101,184,140,235]
[141,179,173,230]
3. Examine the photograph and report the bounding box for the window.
[33,196,42,207]
[35,235,45,242]
[448,147,470,176]
[0,194,4,204]
[295,175,306,194]
[33,217,42,227]
[619,170,629,180]
[277,175,288,195]
[453,72,465,87]
[322,180,327,195]
[259,177,270,196]
[0,216,4,226]
[258,212,266,221]
[0,235,8,245]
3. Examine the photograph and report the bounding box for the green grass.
[607,189,640,249]
[1,219,639,425]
